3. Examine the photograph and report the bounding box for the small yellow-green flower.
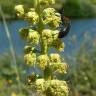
[15,5,24,17]
[37,55,49,70]
[39,0,55,5]
[53,39,65,52]
[42,29,52,39]
[26,9,39,24]
[35,79,45,92]
[42,29,53,44]
[58,62,68,74]
[57,42,65,52]
[45,80,69,96]
[43,8,61,28]
[51,14,61,28]
[43,8,55,24]
[24,53,36,66]
[52,62,68,74]
[43,8,56,17]
[27,29,39,44]
[50,53,61,62]
[52,30,59,39]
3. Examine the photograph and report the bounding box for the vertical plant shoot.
[15,0,70,96]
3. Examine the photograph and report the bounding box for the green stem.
[35,0,52,80]
[44,66,52,80]
[35,0,44,54]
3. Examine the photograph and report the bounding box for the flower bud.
[37,55,49,70]
[24,53,36,66]
[15,5,24,17]
[26,10,39,24]
[53,39,65,52]
[35,79,45,92]
[43,8,61,28]
[50,53,61,62]
[43,8,56,17]
[42,29,53,44]
[42,29,52,39]
[27,29,39,44]
[53,62,68,74]
[43,8,55,25]
[39,0,55,5]
[57,42,65,52]
[51,14,61,28]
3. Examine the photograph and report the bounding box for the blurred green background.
[0,0,96,19]
[0,0,96,96]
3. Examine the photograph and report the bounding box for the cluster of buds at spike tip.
[39,0,55,5]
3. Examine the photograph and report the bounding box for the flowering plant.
[15,0,69,96]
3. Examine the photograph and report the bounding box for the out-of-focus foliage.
[91,0,96,4]
[0,52,29,96]
[63,0,96,18]
[67,33,96,96]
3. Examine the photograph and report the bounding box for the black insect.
[58,9,71,38]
